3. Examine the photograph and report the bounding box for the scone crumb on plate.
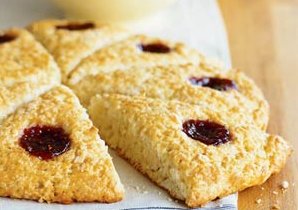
[261,186,265,190]
[167,197,173,202]
[255,198,262,204]
[272,191,278,195]
[280,180,289,190]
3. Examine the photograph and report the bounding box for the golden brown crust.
[70,64,269,130]
[68,35,204,84]
[0,86,124,203]
[0,28,60,121]
[0,28,59,85]
[88,93,291,208]
[28,19,130,83]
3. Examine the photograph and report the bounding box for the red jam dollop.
[19,125,71,160]
[0,34,16,44]
[189,77,237,91]
[182,120,231,146]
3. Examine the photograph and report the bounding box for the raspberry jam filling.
[182,120,231,146]
[56,22,95,31]
[139,43,171,53]
[0,34,16,44]
[19,125,71,160]
[189,77,237,91]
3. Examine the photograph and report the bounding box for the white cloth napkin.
[0,0,237,209]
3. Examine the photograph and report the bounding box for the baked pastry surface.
[0,86,124,203]
[88,93,291,207]
[28,19,129,82]
[68,35,204,84]
[0,28,60,121]
[70,64,269,130]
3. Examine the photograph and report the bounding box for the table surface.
[218,0,298,209]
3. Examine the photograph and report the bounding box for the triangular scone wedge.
[68,35,206,85]
[0,86,124,203]
[70,64,268,130]
[28,19,130,82]
[0,28,60,121]
[88,94,291,208]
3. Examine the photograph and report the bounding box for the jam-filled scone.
[0,86,124,203]
[0,28,60,121]
[69,64,269,130]
[28,19,130,82]
[88,93,291,207]
[68,35,208,85]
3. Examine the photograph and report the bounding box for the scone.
[88,93,291,207]
[68,35,207,84]
[0,86,124,203]
[28,19,130,82]
[0,28,60,121]
[69,64,269,130]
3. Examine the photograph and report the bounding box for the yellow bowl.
[52,0,177,22]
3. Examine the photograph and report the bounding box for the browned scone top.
[70,64,269,130]
[0,28,60,121]
[68,34,206,84]
[0,86,124,203]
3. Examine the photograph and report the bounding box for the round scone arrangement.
[0,19,292,207]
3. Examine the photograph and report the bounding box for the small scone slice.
[68,35,207,85]
[0,86,124,203]
[0,28,60,121]
[70,64,269,130]
[28,19,130,82]
[88,93,291,208]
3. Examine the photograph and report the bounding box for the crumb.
[142,190,148,194]
[167,197,173,202]
[261,187,265,190]
[271,204,280,209]
[158,191,162,196]
[218,204,223,207]
[255,198,262,204]
[174,200,179,203]
[134,186,140,191]
[280,181,289,189]
[272,191,278,195]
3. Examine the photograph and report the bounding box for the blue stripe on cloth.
[120,204,236,210]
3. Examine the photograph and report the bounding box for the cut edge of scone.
[0,86,124,203]
[87,93,291,208]
[27,19,130,83]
